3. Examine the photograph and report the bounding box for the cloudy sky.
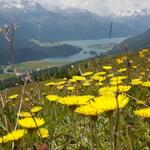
[37,0,150,15]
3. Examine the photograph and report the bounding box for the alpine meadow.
[0,0,150,150]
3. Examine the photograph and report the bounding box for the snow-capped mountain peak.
[113,9,150,17]
[0,0,43,12]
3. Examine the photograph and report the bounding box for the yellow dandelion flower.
[131,79,142,85]
[67,86,75,91]
[58,95,94,105]
[57,85,64,90]
[72,76,86,81]
[116,56,127,64]
[110,80,123,86]
[107,74,114,78]
[102,65,112,70]
[37,128,49,138]
[45,82,57,86]
[75,104,103,116]
[117,68,127,73]
[132,65,137,69]
[2,129,26,143]
[139,51,145,58]
[8,94,18,100]
[82,72,93,77]
[99,85,131,95]
[91,75,100,81]
[110,76,127,82]
[25,98,29,101]
[116,58,124,64]
[93,94,129,112]
[99,87,116,96]
[46,95,59,102]
[18,112,32,117]
[95,82,103,86]
[91,76,106,81]
[57,81,66,85]
[0,137,2,144]
[82,81,91,87]
[18,117,45,128]
[69,78,77,83]
[95,71,106,76]
[142,81,150,87]
[134,108,150,118]
[115,85,131,93]
[76,94,129,116]
[31,106,42,113]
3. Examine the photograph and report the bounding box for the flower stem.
[108,112,114,150]
[90,116,101,150]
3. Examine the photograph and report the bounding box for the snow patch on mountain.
[113,9,150,17]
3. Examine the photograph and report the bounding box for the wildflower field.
[0,49,150,150]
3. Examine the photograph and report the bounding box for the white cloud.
[37,0,150,15]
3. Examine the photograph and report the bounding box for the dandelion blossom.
[18,112,33,117]
[58,95,94,105]
[102,65,112,70]
[142,81,150,87]
[82,72,93,77]
[31,106,42,113]
[8,94,18,100]
[131,79,142,85]
[93,94,129,112]
[46,95,59,102]
[2,129,26,143]
[18,117,45,128]
[37,128,49,138]
[75,104,103,116]
[134,108,150,118]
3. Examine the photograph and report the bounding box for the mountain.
[0,0,150,65]
[111,9,150,34]
[113,9,150,17]
[111,28,150,54]
[0,0,140,41]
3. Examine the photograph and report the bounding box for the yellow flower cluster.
[139,49,149,58]
[75,94,129,116]
[116,56,127,64]
[18,106,42,117]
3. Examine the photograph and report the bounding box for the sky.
[37,0,150,15]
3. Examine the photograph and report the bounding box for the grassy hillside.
[0,49,150,149]
[112,29,150,54]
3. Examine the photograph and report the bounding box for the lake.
[43,37,127,63]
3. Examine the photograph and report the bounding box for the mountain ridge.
[111,28,150,54]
